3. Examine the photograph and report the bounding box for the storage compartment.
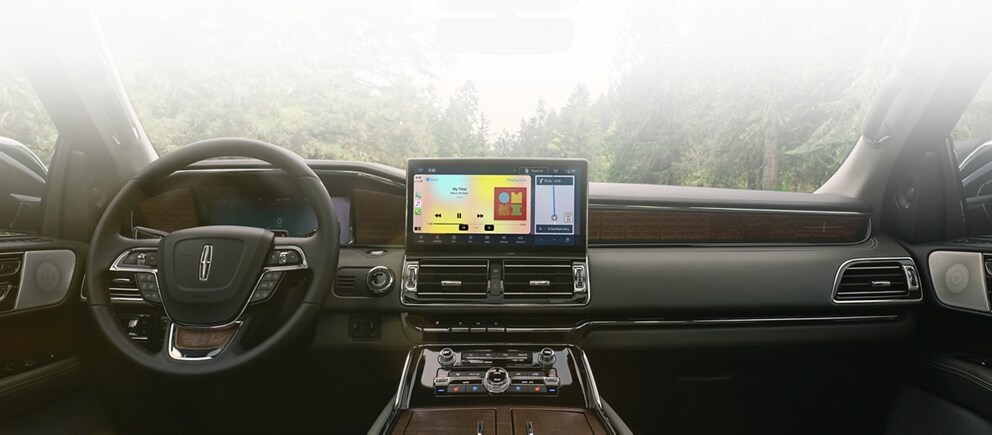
[390,407,608,435]
[392,408,495,435]
[512,409,599,435]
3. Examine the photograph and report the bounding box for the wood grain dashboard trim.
[589,206,870,245]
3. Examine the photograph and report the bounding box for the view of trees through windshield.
[11,0,992,192]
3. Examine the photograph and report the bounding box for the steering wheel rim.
[86,138,339,376]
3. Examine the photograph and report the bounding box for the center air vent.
[833,258,921,303]
[503,260,576,298]
[410,259,489,299]
[401,257,590,305]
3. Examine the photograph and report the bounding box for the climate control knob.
[483,367,511,394]
[538,348,556,366]
[437,347,455,366]
[438,348,455,366]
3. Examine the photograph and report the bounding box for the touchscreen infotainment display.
[406,159,587,254]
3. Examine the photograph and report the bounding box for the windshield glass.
[92,0,917,191]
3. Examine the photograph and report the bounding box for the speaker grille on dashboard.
[928,251,990,312]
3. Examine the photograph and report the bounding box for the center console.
[380,345,617,435]
[370,159,625,434]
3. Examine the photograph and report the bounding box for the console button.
[446,384,483,394]
[509,384,547,394]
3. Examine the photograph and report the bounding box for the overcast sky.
[90,0,943,139]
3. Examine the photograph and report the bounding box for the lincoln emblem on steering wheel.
[199,244,213,282]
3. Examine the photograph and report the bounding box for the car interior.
[4,1,992,434]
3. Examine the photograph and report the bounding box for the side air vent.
[411,259,489,299]
[833,258,921,303]
[503,260,576,298]
[334,275,356,293]
[0,253,23,312]
[108,272,142,301]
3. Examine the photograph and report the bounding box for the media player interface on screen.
[409,164,582,248]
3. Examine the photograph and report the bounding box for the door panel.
[0,239,86,424]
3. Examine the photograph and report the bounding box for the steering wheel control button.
[260,271,283,282]
[267,249,302,266]
[256,280,278,292]
[438,348,456,366]
[538,348,556,366]
[250,289,273,302]
[136,276,163,303]
[121,252,140,265]
[142,290,162,303]
[483,367,511,394]
[137,252,158,267]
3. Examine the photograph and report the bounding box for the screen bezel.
[405,158,588,256]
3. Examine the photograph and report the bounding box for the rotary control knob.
[483,367,511,394]
[538,348,556,366]
[366,266,394,296]
[438,348,455,366]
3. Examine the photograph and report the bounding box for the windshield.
[91,0,917,191]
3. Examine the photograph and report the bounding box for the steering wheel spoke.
[161,317,249,361]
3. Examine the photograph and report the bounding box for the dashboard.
[115,158,918,354]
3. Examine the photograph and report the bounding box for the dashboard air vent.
[413,259,489,299]
[108,272,142,301]
[834,258,921,303]
[334,275,356,292]
[503,260,576,298]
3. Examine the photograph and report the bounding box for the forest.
[1,1,991,192]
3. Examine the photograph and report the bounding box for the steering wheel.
[85,138,338,376]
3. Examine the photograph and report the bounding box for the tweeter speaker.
[928,251,990,312]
